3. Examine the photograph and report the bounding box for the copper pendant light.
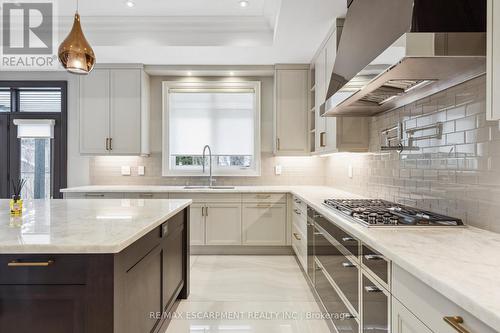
[58,1,95,75]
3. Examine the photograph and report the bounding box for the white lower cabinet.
[393,264,497,333]
[242,204,287,245]
[205,203,242,245]
[189,203,205,246]
[392,297,432,333]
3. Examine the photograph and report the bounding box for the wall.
[89,75,326,186]
[325,76,500,232]
[0,71,90,187]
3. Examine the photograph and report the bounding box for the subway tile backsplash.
[89,75,500,233]
[325,75,500,233]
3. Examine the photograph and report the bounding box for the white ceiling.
[55,0,347,65]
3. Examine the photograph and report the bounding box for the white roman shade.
[13,119,55,138]
[169,90,254,156]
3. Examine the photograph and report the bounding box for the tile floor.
[164,255,330,333]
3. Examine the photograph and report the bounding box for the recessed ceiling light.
[229,71,235,76]
[187,71,193,76]
[125,0,135,8]
[239,0,249,8]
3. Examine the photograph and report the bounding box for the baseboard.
[191,245,293,255]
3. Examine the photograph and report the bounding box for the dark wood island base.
[0,208,190,333]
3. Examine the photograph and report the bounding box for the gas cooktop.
[323,199,464,227]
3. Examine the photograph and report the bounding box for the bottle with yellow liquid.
[10,196,23,216]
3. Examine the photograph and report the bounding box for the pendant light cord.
[76,0,79,14]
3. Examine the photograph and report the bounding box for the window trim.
[162,81,261,177]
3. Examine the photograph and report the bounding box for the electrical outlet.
[348,164,353,179]
[121,166,131,176]
[138,166,145,176]
[275,165,282,175]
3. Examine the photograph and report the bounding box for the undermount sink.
[183,186,235,190]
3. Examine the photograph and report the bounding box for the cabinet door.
[189,204,205,246]
[487,0,500,120]
[242,204,287,245]
[109,69,142,154]
[337,117,369,152]
[275,69,309,155]
[79,69,110,154]
[315,48,327,151]
[162,221,185,310]
[392,298,432,333]
[205,203,242,245]
[122,246,162,333]
[0,285,85,333]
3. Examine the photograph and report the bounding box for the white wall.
[0,71,90,186]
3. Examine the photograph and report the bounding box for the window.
[163,81,261,176]
[0,82,67,199]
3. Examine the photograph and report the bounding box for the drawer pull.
[8,260,54,267]
[139,193,154,197]
[342,236,356,243]
[343,313,356,319]
[342,262,355,268]
[306,222,313,227]
[444,316,471,333]
[256,194,271,199]
[256,204,272,208]
[293,233,301,241]
[364,285,382,293]
[313,213,322,218]
[294,198,302,204]
[364,254,385,261]
[294,209,301,215]
[314,232,324,236]
[85,193,105,197]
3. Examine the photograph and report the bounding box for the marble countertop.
[0,199,191,254]
[62,184,500,330]
[61,185,295,193]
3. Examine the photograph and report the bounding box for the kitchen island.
[0,198,191,333]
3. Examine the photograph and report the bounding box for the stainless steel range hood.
[323,0,487,117]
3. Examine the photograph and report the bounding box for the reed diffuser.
[10,179,26,216]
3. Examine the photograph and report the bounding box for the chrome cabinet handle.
[364,254,385,261]
[306,222,313,226]
[343,313,356,319]
[105,138,109,150]
[364,285,382,293]
[443,316,471,333]
[342,262,355,268]
[342,236,356,242]
[85,193,105,197]
[313,213,322,218]
[8,260,54,267]
[293,209,301,215]
[201,207,205,217]
[139,193,154,198]
[314,232,323,236]
[293,233,301,241]
[294,198,302,204]
[109,137,113,150]
[205,206,208,216]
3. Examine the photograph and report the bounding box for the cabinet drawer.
[315,259,359,333]
[170,193,241,203]
[315,227,359,313]
[292,205,307,236]
[0,255,87,285]
[123,192,169,199]
[292,196,307,214]
[242,193,286,204]
[362,244,390,288]
[291,223,306,270]
[393,264,497,333]
[315,214,359,257]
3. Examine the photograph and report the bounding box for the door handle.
[105,138,109,150]
[443,316,471,333]
[293,209,301,215]
[342,262,355,268]
[109,137,112,150]
[342,236,356,243]
[293,233,301,241]
[8,260,54,267]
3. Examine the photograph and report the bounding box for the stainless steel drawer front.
[362,245,389,285]
[315,214,359,257]
[315,263,359,333]
[362,274,389,333]
[315,227,359,313]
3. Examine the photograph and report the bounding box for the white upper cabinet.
[79,66,150,155]
[274,65,310,155]
[487,0,500,121]
[312,24,369,154]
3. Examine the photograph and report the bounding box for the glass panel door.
[19,138,52,199]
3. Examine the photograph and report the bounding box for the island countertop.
[0,199,192,254]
